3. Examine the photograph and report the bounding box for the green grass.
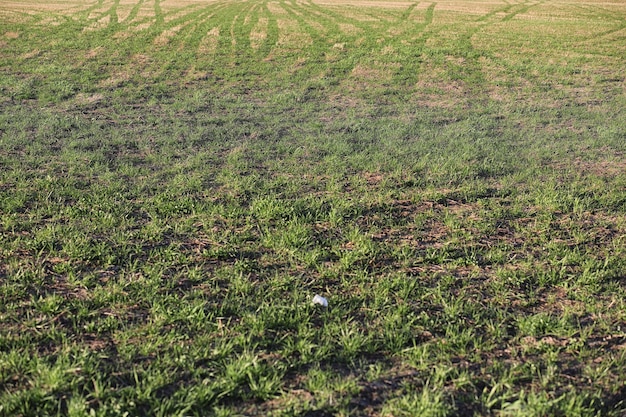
[1,0,625,415]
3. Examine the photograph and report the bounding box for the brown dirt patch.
[569,155,626,178]
[85,46,103,59]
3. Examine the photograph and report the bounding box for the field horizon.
[1,0,625,415]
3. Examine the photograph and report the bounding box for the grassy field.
[1,0,625,415]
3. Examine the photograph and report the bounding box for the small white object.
[312,294,328,307]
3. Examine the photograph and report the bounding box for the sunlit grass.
[1,0,625,415]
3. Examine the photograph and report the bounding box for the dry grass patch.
[250,17,268,50]
[20,49,41,59]
[266,1,288,16]
[353,61,400,81]
[159,0,221,9]
[112,0,144,22]
[427,0,506,16]
[131,3,157,22]
[326,93,362,111]
[74,93,105,106]
[414,69,470,109]
[164,7,200,23]
[98,71,132,89]
[380,45,396,55]
[183,67,211,82]
[556,154,626,180]
[85,46,103,59]
[243,4,262,24]
[83,15,111,33]
[0,0,89,13]
[302,18,328,35]
[98,53,155,88]
[154,24,184,46]
[311,0,412,9]
[338,22,363,35]
[131,21,153,32]
[342,8,384,22]
[198,26,220,55]
[276,18,313,48]
[0,10,31,24]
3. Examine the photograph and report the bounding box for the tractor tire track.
[259,1,280,61]
[122,0,147,24]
